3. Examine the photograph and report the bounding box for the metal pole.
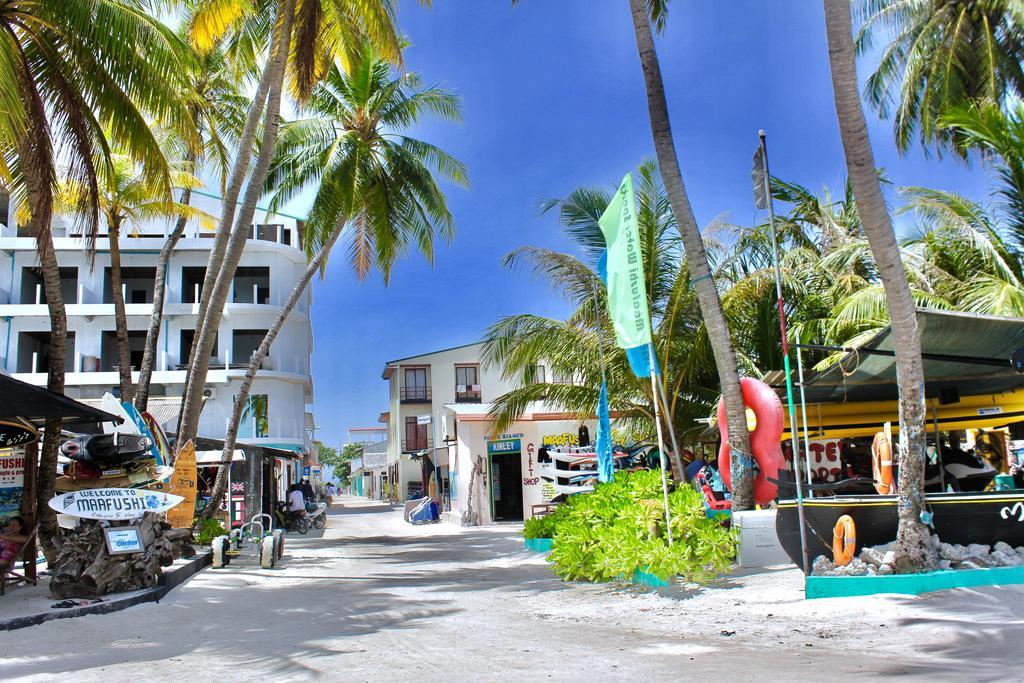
[655,370,686,483]
[759,131,810,575]
[795,345,814,486]
[648,342,674,546]
[592,282,613,482]
[431,415,442,511]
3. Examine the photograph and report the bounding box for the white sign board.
[104,526,144,555]
[417,415,432,425]
[49,488,184,520]
[807,439,843,483]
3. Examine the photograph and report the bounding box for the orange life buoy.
[718,378,785,506]
[832,514,856,566]
[871,431,894,495]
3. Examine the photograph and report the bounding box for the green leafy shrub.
[194,518,227,545]
[545,470,736,583]
[523,504,571,539]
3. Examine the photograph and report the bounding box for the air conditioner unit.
[202,387,215,400]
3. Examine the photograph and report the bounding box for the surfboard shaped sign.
[0,421,38,448]
[48,488,184,520]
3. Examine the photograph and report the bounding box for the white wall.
[447,416,596,524]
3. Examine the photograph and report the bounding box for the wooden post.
[245,448,263,521]
[21,439,37,582]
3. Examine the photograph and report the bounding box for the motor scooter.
[273,501,310,534]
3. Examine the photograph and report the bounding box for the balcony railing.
[402,435,433,452]
[400,386,431,403]
[455,389,481,403]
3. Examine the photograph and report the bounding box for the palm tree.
[856,0,1024,154]
[57,152,211,401]
[823,0,936,572]
[939,100,1024,244]
[134,44,248,411]
[626,0,755,509]
[200,46,467,519]
[482,161,718,478]
[0,0,194,558]
[175,0,407,450]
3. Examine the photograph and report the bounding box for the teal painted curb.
[806,564,1024,599]
[524,538,553,553]
[629,568,669,589]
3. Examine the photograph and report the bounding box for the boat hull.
[775,492,1024,567]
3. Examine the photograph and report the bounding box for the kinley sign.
[49,488,184,520]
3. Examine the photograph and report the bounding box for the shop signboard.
[0,449,25,525]
[104,526,144,555]
[487,437,521,456]
[807,439,843,482]
[49,489,184,520]
[541,433,578,448]
[0,421,38,448]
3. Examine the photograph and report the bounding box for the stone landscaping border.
[523,538,553,553]
[0,550,211,631]
[805,564,1024,599]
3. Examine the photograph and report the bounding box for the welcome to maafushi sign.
[49,488,184,520]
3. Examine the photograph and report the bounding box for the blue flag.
[597,249,660,378]
[596,380,613,483]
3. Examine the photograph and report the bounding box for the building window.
[239,394,269,438]
[404,416,428,451]
[401,367,430,402]
[551,368,574,385]
[179,330,219,369]
[526,365,546,384]
[455,365,481,403]
[181,267,205,303]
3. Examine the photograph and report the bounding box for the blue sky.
[304,1,993,448]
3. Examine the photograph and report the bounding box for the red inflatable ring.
[717,377,785,506]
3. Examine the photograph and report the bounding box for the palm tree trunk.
[135,187,191,412]
[627,0,754,509]
[32,196,66,563]
[822,0,935,572]
[178,0,296,447]
[108,218,134,402]
[200,218,343,520]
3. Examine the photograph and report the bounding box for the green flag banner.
[598,173,652,349]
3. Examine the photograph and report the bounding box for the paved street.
[2,496,1023,681]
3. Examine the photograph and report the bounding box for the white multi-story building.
[381,342,596,523]
[0,190,316,455]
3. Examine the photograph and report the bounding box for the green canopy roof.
[769,309,1024,404]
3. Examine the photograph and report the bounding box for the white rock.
[859,547,886,567]
[812,555,835,576]
[882,551,896,566]
[992,550,1022,567]
[938,543,967,561]
[966,543,991,557]
[877,564,894,575]
[994,541,1015,555]
[958,558,989,570]
[1015,546,1024,557]
[938,559,952,570]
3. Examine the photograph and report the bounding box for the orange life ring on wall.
[717,378,785,506]
[871,431,895,495]
[832,515,856,566]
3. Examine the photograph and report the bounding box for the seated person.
[287,484,307,519]
[0,516,28,566]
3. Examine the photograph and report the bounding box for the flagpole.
[649,342,674,546]
[758,130,809,575]
[592,281,613,483]
[654,364,686,483]
[795,344,814,486]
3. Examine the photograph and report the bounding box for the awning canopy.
[0,374,120,426]
[773,309,1024,404]
[196,449,245,465]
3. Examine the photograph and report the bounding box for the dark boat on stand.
[761,310,1024,568]
[776,492,1024,566]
